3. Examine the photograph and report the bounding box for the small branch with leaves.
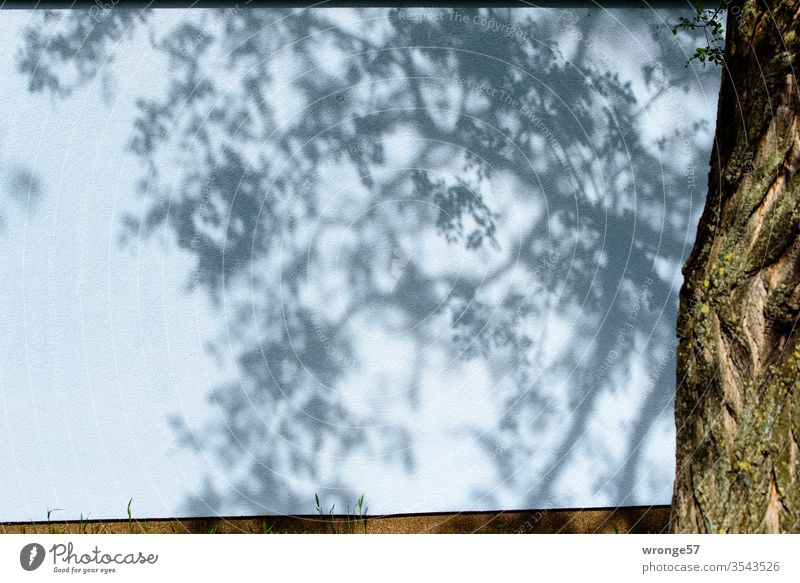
[672,1,728,67]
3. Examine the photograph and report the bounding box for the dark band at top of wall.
[0,1,696,10]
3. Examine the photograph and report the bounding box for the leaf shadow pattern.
[16,5,719,515]
[0,136,44,231]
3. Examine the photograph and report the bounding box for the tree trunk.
[672,0,800,533]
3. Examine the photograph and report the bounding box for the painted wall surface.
[0,6,720,521]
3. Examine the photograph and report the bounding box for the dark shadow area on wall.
[13,5,718,516]
[1,133,44,232]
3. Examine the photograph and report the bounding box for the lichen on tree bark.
[672,0,800,533]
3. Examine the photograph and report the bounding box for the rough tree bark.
[672,0,800,533]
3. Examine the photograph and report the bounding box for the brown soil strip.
[1,505,670,534]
